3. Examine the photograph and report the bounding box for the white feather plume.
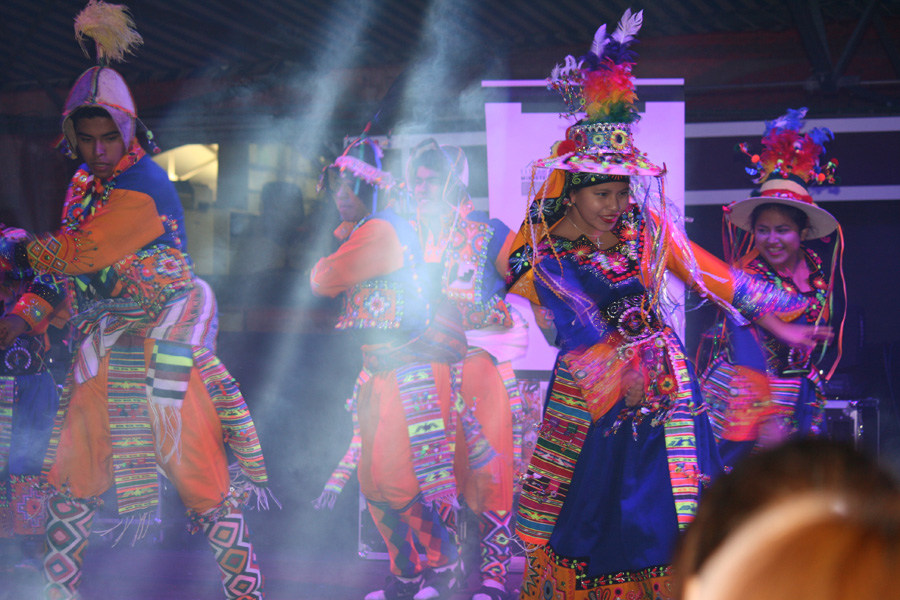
[74,0,143,64]
[555,54,582,78]
[611,8,643,45]
[590,24,608,57]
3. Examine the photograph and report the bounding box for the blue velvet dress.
[513,207,798,600]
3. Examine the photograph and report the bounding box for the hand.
[757,313,833,349]
[0,227,29,242]
[0,315,28,349]
[622,369,644,407]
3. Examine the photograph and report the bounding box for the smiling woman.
[700,108,842,470]
[750,203,810,276]
[553,178,631,250]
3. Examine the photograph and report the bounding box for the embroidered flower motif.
[605,252,630,274]
[573,245,593,261]
[619,220,638,241]
[509,247,533,276]
[657,373,677,394]
[363,290,391,318]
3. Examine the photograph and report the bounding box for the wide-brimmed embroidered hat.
[726,107,839,238]
[534,9,663,177]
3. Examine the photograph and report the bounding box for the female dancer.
[506,12,830,600]
[701,108,841,467]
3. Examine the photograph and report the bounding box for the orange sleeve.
[25,189,166,276]
[11,291,73,342]
[665,239,737,304]
[310,219,405,298]
[645,228,806,323]
[10,293,54,332]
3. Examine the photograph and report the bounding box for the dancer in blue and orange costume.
[0,267,62,574]
[311,137,466,600]
[0,3,270,599]
[505,10,832,600]
[407,139,527,600]
[699,108,843,469]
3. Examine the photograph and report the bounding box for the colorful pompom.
[555,140,578,156]
[740,107,837,185]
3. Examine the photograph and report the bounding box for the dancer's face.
[753,207,807,270]
[569,181,631,233]
[413,165,451,221]
[330,173,370,223]
[74,115,126,180]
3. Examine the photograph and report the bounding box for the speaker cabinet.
[824,398,880,457]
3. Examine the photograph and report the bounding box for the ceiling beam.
[832,0,880,81]
[874,11,900,78]
[787,0,836,90]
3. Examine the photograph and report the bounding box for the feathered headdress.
[74,0,143,66]
[509,9,720,327]
[550,8,642,124]
[58,0,158,158]
[537,8,661,176]
[727,107,839,237]
[742,107,837,187]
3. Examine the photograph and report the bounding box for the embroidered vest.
[66,156,195,319]
[438,211,512,331]
[335,210,434,346]
[745,247,827,375]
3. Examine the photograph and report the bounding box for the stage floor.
[1,533,524,600]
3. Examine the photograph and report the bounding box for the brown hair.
[672,438,898,598]
[691,493,900,600]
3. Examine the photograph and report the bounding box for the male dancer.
[312,138,465,600]
[408,140,526,600]
[0,3,268,598]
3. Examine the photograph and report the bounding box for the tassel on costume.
[74,0,143,65]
